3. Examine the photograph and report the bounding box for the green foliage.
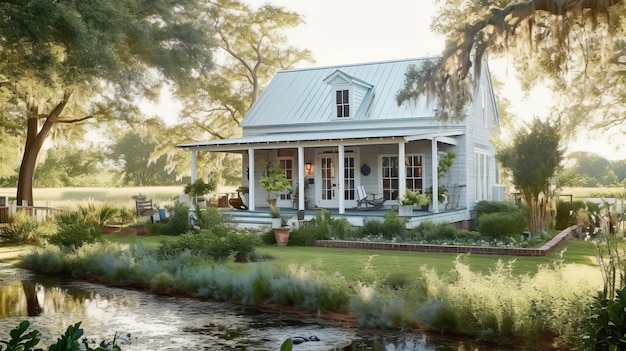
[34,145,105,187]
[585,287,626,349]
[0,320,40,351]
[497,118,563,234]
[157,231,259,263]
[193,207,234,235]
[184,179,216,198]
[108,132,181,186]
[477,211,528,240]
[259,162,292,196]
[3,0,215,205]
[269,205,281,218]
[0,320,126,351]
[555,200,587,230]
[0,212,41,244]
[288,209,351,245]
[475,200,519,217]
[359,211,406,240]
[49,211,101,249]
[280,338,293,351]
[163,202,192,235]
[399,190,429,205]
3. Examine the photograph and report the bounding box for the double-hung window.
[335,89,350,118]
[381,154,424,201]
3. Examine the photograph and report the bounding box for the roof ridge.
[278,56,440,74]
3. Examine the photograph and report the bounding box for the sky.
[239,0,623,161]
[145,0,622,160]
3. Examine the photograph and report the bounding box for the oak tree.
[153,0,313,185]
[397,0,625,134]
[0,0,214,205]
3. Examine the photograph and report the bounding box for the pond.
[0,264,525,350]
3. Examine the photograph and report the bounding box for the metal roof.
[241,57,437,127]
[178,128,464,151]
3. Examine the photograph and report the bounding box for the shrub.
[555,200,587,230]
[477,211,527,240]
[359,211,405,240]
[157,230,259,262]
[194,207,235,235]
[475,200,519,217]
[288,210,351,245]
[163,202,192,235]
[48,211,101,249]
[0,212,41,244]
[409,221,470,242]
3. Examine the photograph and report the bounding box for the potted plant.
[269,205,290,246]
[398,190,429,215]
[259,162,292,206]
[184,179,215,205]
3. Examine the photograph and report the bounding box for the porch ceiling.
[177,128,464,152]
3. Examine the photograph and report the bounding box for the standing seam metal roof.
[241,57,437,127]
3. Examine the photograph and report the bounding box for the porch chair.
[135,199,155,222]
[228,192,248,210]
[355,185,385,210]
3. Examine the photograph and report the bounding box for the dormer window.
[336,89,350,118]
[324,69,373,121]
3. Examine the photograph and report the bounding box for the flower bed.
[314,225,581,256]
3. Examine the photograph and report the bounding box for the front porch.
[225,206,470,229]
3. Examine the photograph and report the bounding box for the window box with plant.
[259,162,292,206]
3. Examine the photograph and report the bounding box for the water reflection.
[0,265,523,350]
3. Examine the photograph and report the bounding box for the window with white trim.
[335,89,350,118]
[380,154,424,201]
[474,150,491,201]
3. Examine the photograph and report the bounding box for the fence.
[0,203,63,224]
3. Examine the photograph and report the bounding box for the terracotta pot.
[266,198,277,206]
[273,227,290,246]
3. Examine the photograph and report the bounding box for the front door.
[316,154,338,208]
[275,157,294,208]
[315,150,359,208]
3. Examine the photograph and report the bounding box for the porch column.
[338,144,345,214]
[398,141,406,199]
[248,148,256,211]
[297,146,305,211]
[191,149,197,183]
[431,138,439,213]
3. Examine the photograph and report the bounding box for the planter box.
[398,205,414,216]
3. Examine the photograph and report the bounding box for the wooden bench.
[135,199,155,217]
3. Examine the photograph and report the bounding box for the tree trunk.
[16,93,72,206]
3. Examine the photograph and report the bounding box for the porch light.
[305,163,313,176]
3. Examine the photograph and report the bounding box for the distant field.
[561,187,625,200]
[0,186,236,208]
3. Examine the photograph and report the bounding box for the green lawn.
[101,233,599,285]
